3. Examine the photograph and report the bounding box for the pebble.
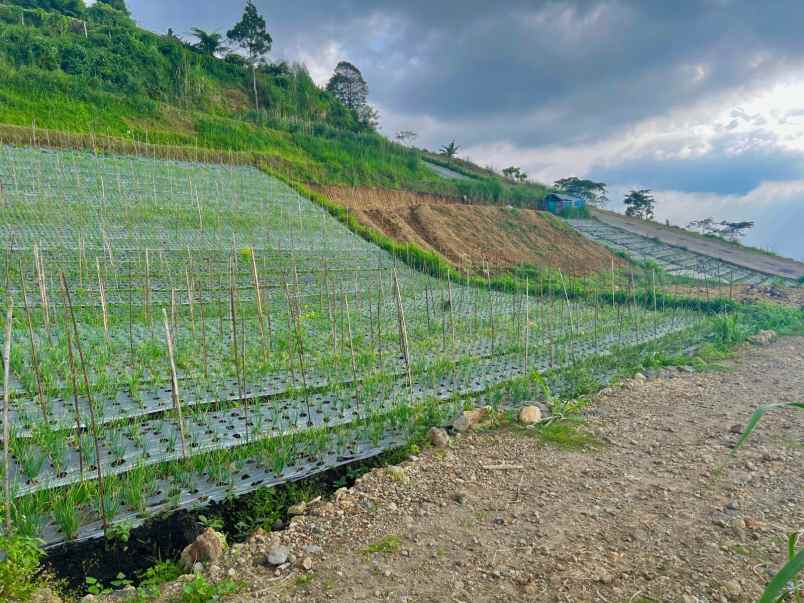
[303,543,323,555]
[723,579,742,598]
[301,557,314,571]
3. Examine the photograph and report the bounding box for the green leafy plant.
[733,401,803,602]
[0,534,44,601]
[180,575,238,603]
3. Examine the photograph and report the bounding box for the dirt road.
[158,337,803,602]
[592,209,804,281]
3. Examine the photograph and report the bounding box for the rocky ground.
[96,336,803,603]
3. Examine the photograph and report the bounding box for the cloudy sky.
[126,0,804,260]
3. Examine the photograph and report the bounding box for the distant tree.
[554,177,608,207]
[687,217,755,242]
[358,105,380,130]
[97,0,128,14]
[326,62,368,111]
[440,140,460,159]
[191,28,227,56]
[395,130,418,146]
[623,189,655,220]
[227,1,273,110]
[502,166,528,183]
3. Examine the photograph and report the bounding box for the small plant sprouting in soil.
[363,534,402,555]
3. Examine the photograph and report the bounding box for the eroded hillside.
[318,186,625,277]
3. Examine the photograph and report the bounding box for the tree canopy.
[326,61,378,129]
[687,218,755,241]
[553,177,608,207]
[226,1,272,62]
[623,189,655,220]
[440,140,460,159]
[97,0,128,15]
[191,28,226,56]
[502,166,528,183]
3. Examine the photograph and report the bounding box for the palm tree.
[440,140,460,159]
[191,28,227,56]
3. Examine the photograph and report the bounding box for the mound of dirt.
[318,186,624,277]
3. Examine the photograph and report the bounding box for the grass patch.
[363,535,402,555]
[534,418,602,450]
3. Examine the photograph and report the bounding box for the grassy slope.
[0,1,546,205]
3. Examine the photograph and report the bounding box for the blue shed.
[541,193,586,214]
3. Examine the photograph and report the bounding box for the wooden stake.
[3,300,13,533]
[60,274,107,529]
[162,309,188,458]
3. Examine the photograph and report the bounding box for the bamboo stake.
[96,258,110,344]
[3,300,13,534]
[19,273,47,423]
[65,330,85,483]
[249,249,268,361]
[228,258,249,441]
[392,268,413,394]
[162,309,188,458]
[60,274,107,529]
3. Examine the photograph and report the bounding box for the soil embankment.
[318,186,624,277]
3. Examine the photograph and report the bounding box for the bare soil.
[318,186,625,277]
[592,209,804,281]
[156,336,803,602]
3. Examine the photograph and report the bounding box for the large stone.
[452,407,491,432]
[179,528,227,571]
[266,544,290,566]
[517,405,543,425]
[428,427,449,448]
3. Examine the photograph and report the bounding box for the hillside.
[0,0,546,207]
[317,186,624,277]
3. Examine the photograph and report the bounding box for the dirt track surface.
[592,209,804,281]
[156,337,803,603]
[318,186,624,277]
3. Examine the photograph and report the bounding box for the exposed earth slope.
[318,185,625,276]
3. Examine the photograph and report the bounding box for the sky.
[125,0,804,261]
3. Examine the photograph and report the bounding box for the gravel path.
[160,337,803,603]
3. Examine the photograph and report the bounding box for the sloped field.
[0,146,700,548]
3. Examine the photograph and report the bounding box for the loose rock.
[428,426,450,448]
[266,544,290,566]
[179,528,226,571]
[517,405,542,425]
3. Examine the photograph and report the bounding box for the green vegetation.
[363,534,402,555]
[0,534,44,601]
[0,0,546,205]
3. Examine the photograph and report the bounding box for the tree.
[502,166,528,183]
[440,140,460,159]
[326,61,368,110]
[395,130,418,146]
[623,189,655,220]
[227,1,273,110]
[554,177,608,207]
[191,28,227,56]
[687,218,754,242]
[97,0,128,14]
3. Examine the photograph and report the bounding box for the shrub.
[0,534,44,601]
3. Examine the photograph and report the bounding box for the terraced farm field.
[0,145,701,549]
[567,218,792,285]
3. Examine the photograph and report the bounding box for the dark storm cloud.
[128,0,804,148]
